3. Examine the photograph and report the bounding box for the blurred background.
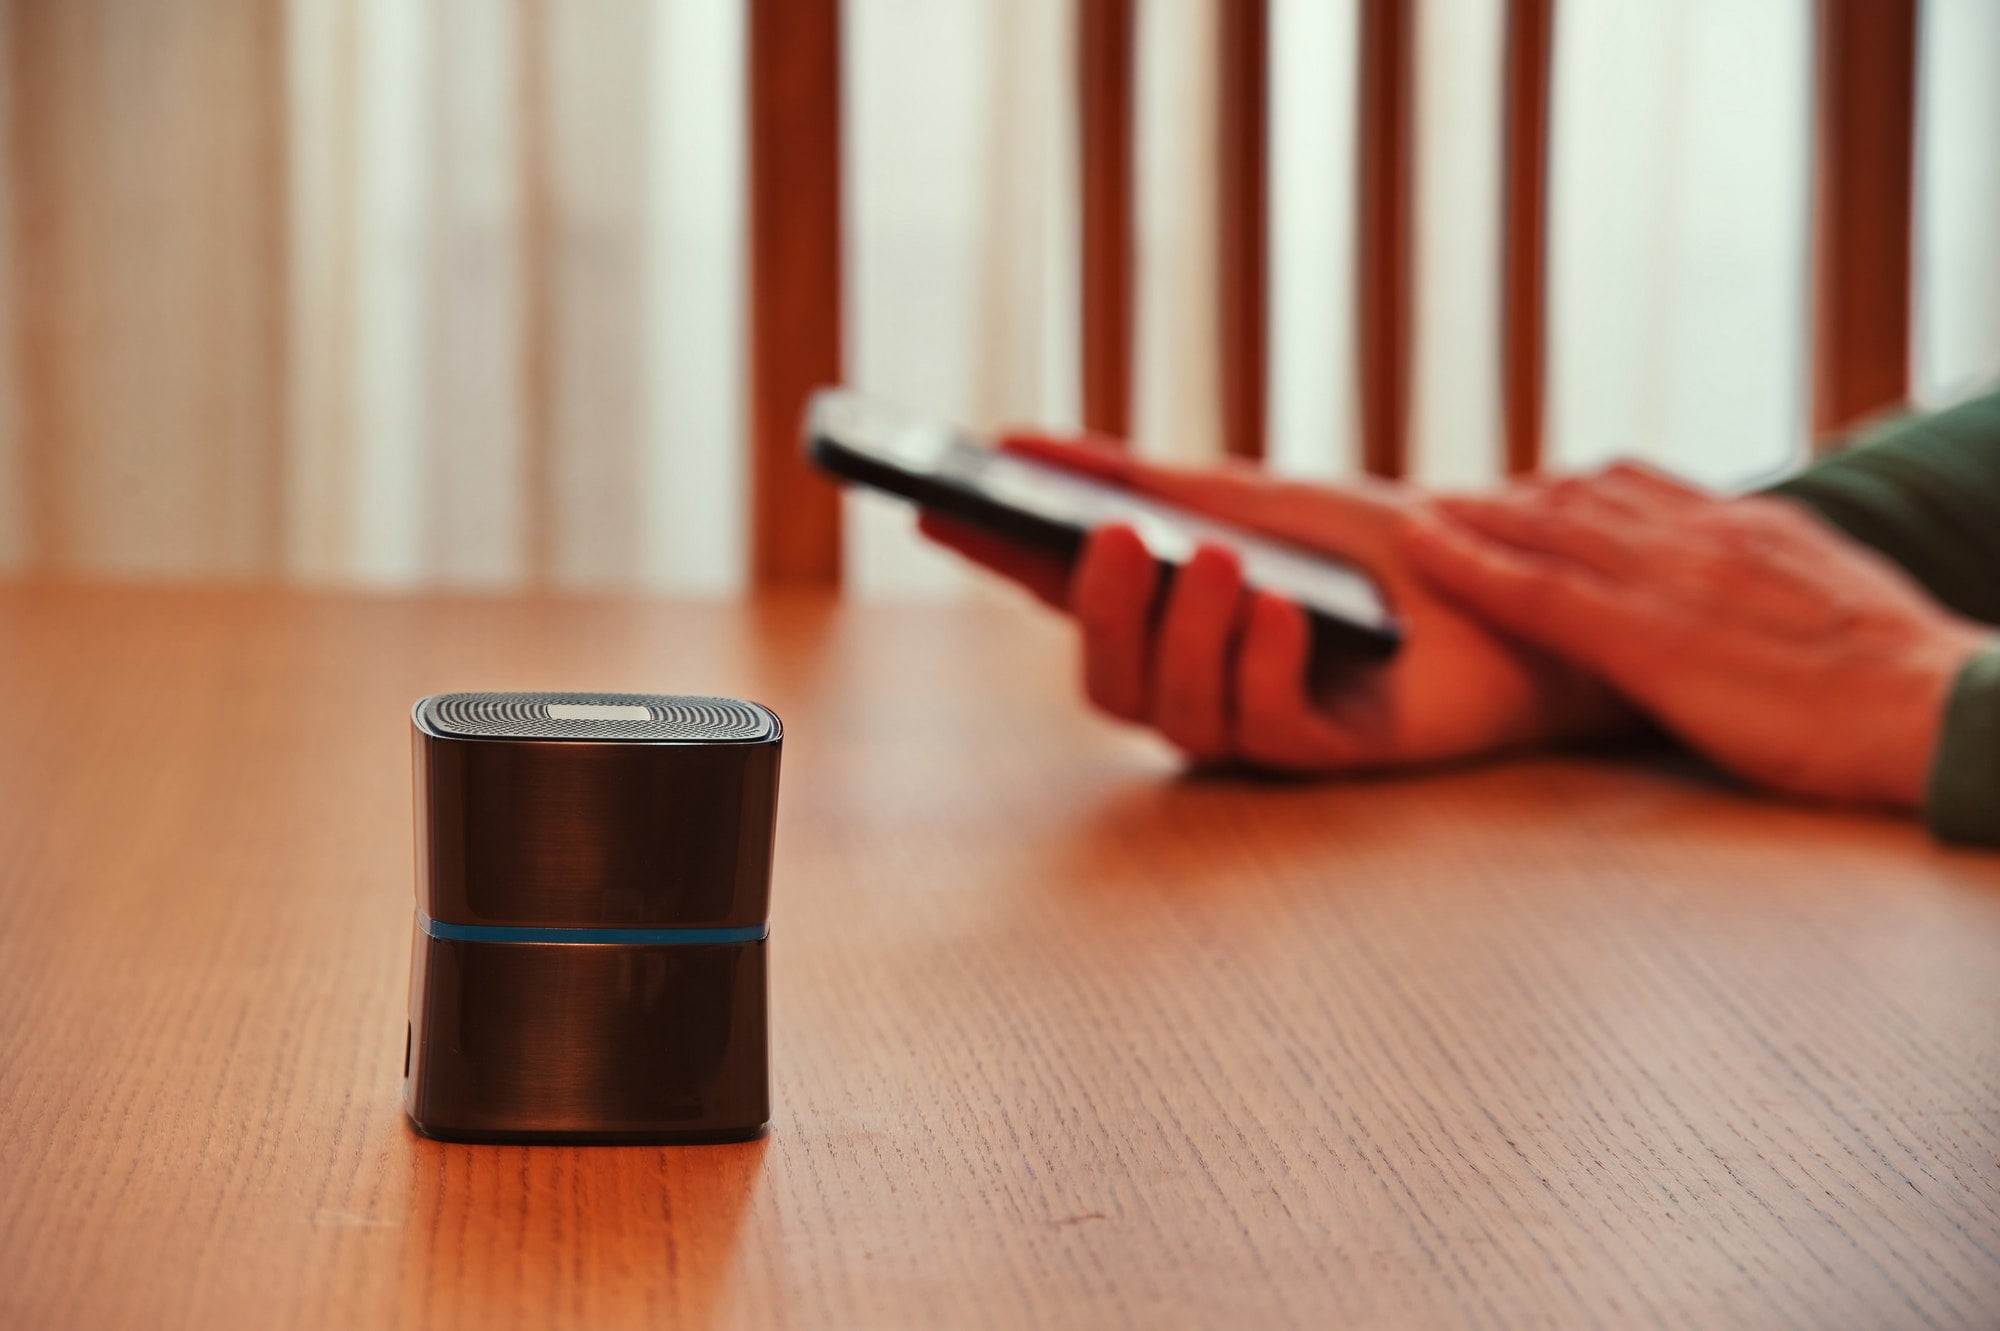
[0,0,1995,597]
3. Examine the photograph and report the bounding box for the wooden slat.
[748,0,843,587]
[1500,0,1553,477]
[1077,0,1135,441]
[1355,0,1414,479]
[1810,0,1917,439]
[1216,0,1269,461]
[517,0,556,584]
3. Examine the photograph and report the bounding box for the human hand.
[1403,464,1992,808]
[919,435,1630,771]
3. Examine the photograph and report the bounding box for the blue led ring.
[418,911,766,946]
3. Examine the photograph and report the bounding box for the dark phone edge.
[808,433,1401,661]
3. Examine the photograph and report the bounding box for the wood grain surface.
[0,583,1997,1330]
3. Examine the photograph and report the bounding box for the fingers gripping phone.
[804,389,1402,660]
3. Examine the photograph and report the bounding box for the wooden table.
[1,583,1996,1329]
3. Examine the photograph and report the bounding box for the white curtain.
[1544,0,1813,490]
[286,0,748,591]
[1912,0,2000,408]
[844,0,1077,600]
[1266,0,1360,482]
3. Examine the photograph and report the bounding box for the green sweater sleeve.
[1767,387,2000,626]
[1926,642,2000,846]
[1765,386,2000,845]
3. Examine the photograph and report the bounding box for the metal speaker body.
[403,691,780,1144]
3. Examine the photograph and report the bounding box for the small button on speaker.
[403,691,781,1144]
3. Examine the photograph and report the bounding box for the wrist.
[1876,622,1990,809]
[1925,635,2000,843]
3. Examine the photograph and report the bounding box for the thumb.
[1004,433,1405,569]
[999,432,1135,485]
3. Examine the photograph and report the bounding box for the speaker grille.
[418,692,779,743]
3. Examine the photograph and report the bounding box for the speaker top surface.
[416,691,780,744]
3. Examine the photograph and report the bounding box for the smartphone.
[804,388,1401,659]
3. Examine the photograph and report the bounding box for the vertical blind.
[0,0,1995,593]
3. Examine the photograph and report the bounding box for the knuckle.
[1738,496,1816,541]
[1541,512,1590,546]
[1505,567,1562,617]
[1685,506,1745,545]
[1605,459,1667,488]
[1545,476,1595,507]
[1668,555,1731,603]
